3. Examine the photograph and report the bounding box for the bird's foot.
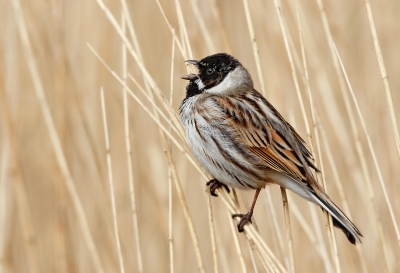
[232,212,253,232]
[206,179,230,197]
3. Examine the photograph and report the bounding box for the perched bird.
[180,53,362,244]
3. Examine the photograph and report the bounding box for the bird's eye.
[206,68,214,75]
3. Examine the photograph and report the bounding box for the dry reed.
[1,0,400,272]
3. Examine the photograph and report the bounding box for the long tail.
[310,192,363,244]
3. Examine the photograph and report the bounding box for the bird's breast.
[180,98,265,189]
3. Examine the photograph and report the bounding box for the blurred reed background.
[1,0,400,272]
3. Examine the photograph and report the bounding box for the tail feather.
[310,192,363,244]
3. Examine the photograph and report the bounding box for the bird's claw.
[206,179,230,197]
[232,213,253,232]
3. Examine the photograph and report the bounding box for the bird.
[179,53,362,244]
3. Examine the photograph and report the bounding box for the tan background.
[1,0,399,272]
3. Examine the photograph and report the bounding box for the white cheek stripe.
[195,78,205,90]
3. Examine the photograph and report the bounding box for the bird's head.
[182,53,253,97]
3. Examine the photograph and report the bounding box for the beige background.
[1,0,399,272]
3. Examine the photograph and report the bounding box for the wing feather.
[212,91,316,184]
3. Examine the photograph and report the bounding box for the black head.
[185,53,241,90]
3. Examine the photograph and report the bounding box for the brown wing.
[213,90,317,184]
[264,97,320,172]
[247,130,308,182]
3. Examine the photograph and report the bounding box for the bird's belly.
[184,116,264,189]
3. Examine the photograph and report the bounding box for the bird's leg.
[206,179,230,197]
[232,189,261,232]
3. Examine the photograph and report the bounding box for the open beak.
[183,60,200,80]
[185,60,199,66]
[181,73,197,80]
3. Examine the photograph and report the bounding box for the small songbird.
[180,53,362,244]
